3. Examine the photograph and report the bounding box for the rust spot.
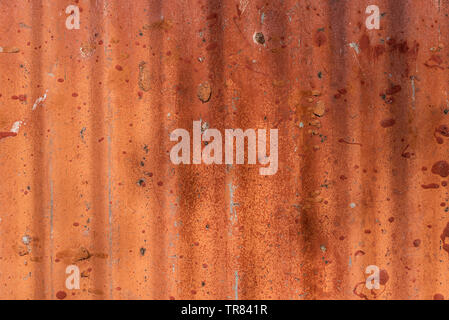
[138,61,151,91]
[313,101,325,117]
[338,138,362,146]
[386,85,401,95]
[143,19,172,31]
[206,42,218,51]
[197,81,212,103]
[56,247,91,264]
[253,32,265,45]
[313,30,326,47]
[436,125,449,137]
[424,54,444,69]
[354,250,365,256]
[0,0,447,301]
[88,288,104,295]
[80,41,96,58]
[440,222,449,256]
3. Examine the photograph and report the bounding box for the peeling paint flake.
[32,90,49,111]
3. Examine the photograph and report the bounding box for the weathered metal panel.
[1,0,449,300]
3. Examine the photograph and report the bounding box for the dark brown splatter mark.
[434,293,445,300]
[0,132,17,140]
[380,119,395,128]
[421,183,439,189]
[56,291,67,300]
[379,269,389,285]
[436,125,449,137]
[432,161,449,178]
[401,144,414,158]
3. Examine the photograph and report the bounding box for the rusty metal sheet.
[1,0,449,300]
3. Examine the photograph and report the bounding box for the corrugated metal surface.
[1,0,449,300]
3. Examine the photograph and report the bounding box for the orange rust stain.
[1,0,449,300]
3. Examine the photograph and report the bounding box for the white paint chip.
[22,235,31,245]
[10,121,23,134]
[32,90,49,111]
[349,42,360,55]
